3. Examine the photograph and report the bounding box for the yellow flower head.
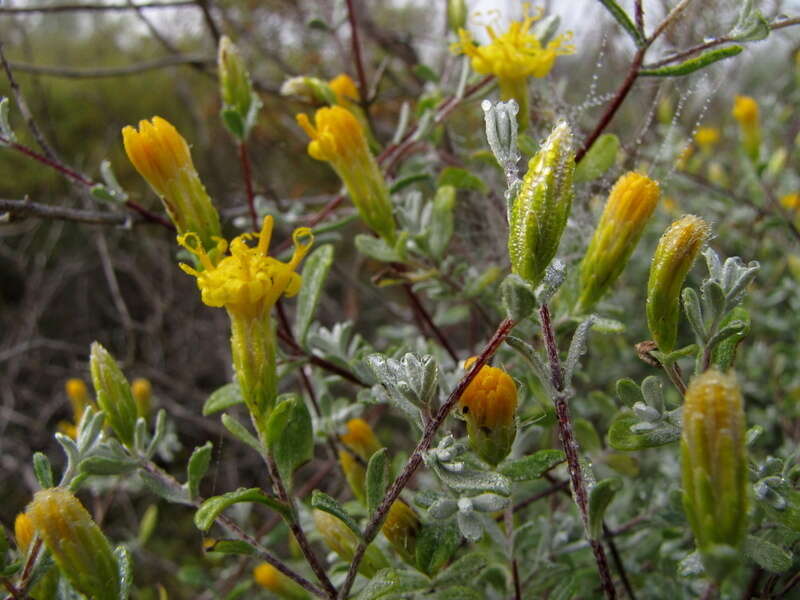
[296,106,367,165]
[381,500,422,564]
[781,192,800,211]
[341,418,381,461]
[132,377,152,418]
[61,377,93,439]
[329,73,360,103]
[122,117,193,198]
[450,4,574,82]
[732,95,759,128]
[15,512,34,556]
[178,216,313,320]
[459,357,518,429]
[694,127,720,151]
[253,563,310,599]
[65,378,88,404]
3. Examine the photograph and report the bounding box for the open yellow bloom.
[123,117,221,249]
[178,216,312,321]
[297,106,396,242]
[732,96,760,160]
[694,127,720,152]
[451,4,573,128]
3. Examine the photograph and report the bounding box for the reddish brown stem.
[238,141,258,231]
[344,0,369,103]
[402,283,459,363]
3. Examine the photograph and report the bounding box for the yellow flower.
[381,500,422,565]
[14,512,34,556]
[694,127,720,152]
[732,95,759,128]
[122,117,221,249]
[450,4,573,129]
[781,192,800,211]
[178,216,313,321]
[253,563,310,599]
[312,509,389,577]
[329,73,360,103]
[458,357,518,464]
[132,377,152,419]
[297,106,396,242]
[341,418,381,460]
[59,378,93,439]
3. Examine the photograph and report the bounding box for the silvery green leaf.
[0,97,16,143]
[429,498,458,519]
[457,510,484,542]
[703,247,723,280]
[194,488,288,531]
[365,448,390,516]
[701,279,726,329]
[55,432,80,481]
[725,260,759,307]
[587,478,622,539]
[608,409,681,450]
[429,185,456,260]
[79,452,138,476]
[498,450,565,482]
[221,413,262,453]
[501,274,537,321]
[574,133,619,183]
[433,552,489,587]
[310,490,361,537]
[678,551,704,576]
[482,99,520,182]
[145,409,167,459]
[431,459,511,496]
[746,425,764,447]
[355,234,402,263]
[33,452,54,488]
[356,568,430,600]
[565,316,596,388]
[77,408,105,453]
[729,0,770,41]
[202,383,243,416]
[134,417,148,455]
[537,259,567,305]
[632,402,661,423]
[706,320,747,350]
[138,470,191,505]
[115,545,133,600]
[616,378,643,407]
[532,14,560,44]
[470,493,510,512]
[187,442,213,500]
[682,287,706,340]
[641,376,665,413]
[744,535,792,573]
[295,244,334,346]
[99,160,128,203]
[265,395,313,488]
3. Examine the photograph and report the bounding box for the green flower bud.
[447,0,468,33]
[457,358,518,465]
[312,510,389,577]
[27,488,120,600]
[381,500,422,566]
[681,370,748,581]
[646,215,710,353]
[90,342,138,447]
[218,36,261,139]
[577,172,660,312]
[508,121,575,286]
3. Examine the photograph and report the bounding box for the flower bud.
[508,121,575,286]
[14,512,34,556]
[218,36,261,140]
[297,106,396,243]
[694,127,720,153]
[328,74,360,104]
[381,500,421,565]
[577,172,660,312]
[681,370,747,581]
[26,488,120,600]
[253,563,310,599]
[122,117,221,252]
[312,509,389,577]
[732,95,760,160]
[131,377,152,419]
[646,215,710,353]
[447,0,467,33]
[457,357,518,465]
[60,378,94,439]
[90,342,138,447]
[338,418,382,503]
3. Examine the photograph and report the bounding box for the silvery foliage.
[363,353,439,428]
[424,436,512,542]
[482,99,522,222]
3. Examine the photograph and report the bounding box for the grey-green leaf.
[437,167,487,193]
[499,449,565,481]
[115,545,133,600]
[221,413,262,453]
[355,234,402,263]
[187,442,213,500]
[574,134,619,181]
[429,186,456,260]
[295,244,334,345]
[640,46,743,77]
[433,551,489,587]
[202,383,243,416]
[265,395,313,488]
[588,478,622,539]
[310,490,361,537]
[366,448,390,516]
[33,452,54,489]
[607,410,681,450]
[596,0,645,45]
[744,535,792,573]
[194,488,289,531]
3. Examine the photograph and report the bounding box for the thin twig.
[634,0,644,34]
[344,0,369,104]
[337,318,516,599]
[505,506,522,600]
[0,1,195,14]
[402,283,459,363]
[238,141,258,231]
[647,0,694,44]
[264,454,338,599]
[139,460,329,599]
[603,525,637,600]
[512,478,569,513]
[539,304,617,599]
[7,55,214,79]
[1,198,127,226]
[194,0,222,43]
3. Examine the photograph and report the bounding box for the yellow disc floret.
[177,215,313,320]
